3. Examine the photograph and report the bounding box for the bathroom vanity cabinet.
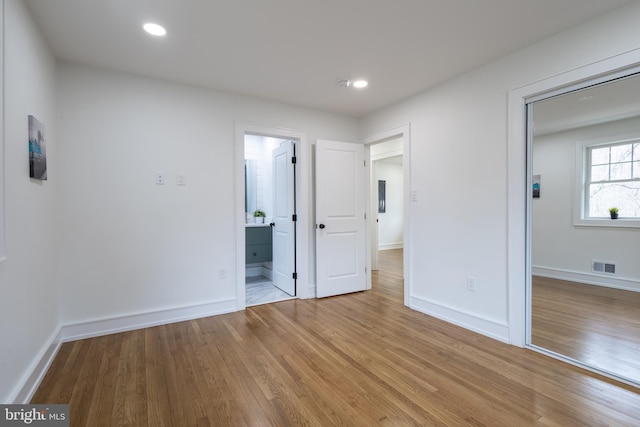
[245,225,272,264]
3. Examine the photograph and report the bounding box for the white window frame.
[574,134,640,229]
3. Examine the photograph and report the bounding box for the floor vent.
[592,260,616,274]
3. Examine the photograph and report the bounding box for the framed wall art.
[28,115,47,180]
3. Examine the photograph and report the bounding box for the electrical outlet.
[466,276,476,292]
[176,172,186,186]
[155,172,166,185]
[218,268,228,280]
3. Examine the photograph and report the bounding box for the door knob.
[318,224,326,229]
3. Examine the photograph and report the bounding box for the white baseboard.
[409,295,510,344]
[307,283,317,299]
[378,243,403,251]
[261,266,273,280]
[245,266,262,277]
[246,265,273,279]
[11,298,237,403]
[11,325,63,404]
[532,266,640,292]
[62,298,237,342]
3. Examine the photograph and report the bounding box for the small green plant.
[253,210,266,217]
[609,207,619,219]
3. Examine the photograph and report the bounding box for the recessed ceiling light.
[143,22,167,37]
[353,80,368,89]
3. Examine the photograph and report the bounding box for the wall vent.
[592,260,616,274]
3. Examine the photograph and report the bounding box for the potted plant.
[609,207,619,219]
[253,210,266,223]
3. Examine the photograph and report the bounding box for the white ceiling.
[533,72,640,136]
[25,0,633,117]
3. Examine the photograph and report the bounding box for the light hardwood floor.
[32,250,640,426]
[532,275,640,385]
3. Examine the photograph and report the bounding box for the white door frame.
[235,122,311,309]
[363,123,411,307]
[507,48,640,347]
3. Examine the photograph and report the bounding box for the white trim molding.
[378,243,403,251]
[410,295,510,344]
[10,326,63,404]
[62,299,237,342]
[532,266,640,293]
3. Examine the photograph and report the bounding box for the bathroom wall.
[244,135,286,222]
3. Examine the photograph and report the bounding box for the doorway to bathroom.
[235,123,311,309]
[244,133,298,306]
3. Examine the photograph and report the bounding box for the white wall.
[374,159,403,249]
[6,0,640,404]
[244,135,284,222]
[360,1,640,340]
[0,0,60,403]
[55,63,358,327]
[532,117,640,290]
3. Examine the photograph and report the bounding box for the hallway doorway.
[373,248,404,300]
[365,124,411,306]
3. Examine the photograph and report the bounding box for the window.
[577,138,640,226]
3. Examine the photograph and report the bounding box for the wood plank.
[32,251,640,426]
[532,275,640,384]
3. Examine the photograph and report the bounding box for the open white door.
[272,141,296,296]
[316,139,366,298]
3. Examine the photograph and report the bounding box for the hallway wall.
[360,1,640,340]
[55,63,358,327]
[0,0,59,403]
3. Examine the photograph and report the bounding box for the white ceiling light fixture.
[352,80,368,89]
[337,78,368,89]
[143,22,167,37]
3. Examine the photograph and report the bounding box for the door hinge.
[292,156,297,164]
[292,272,297,279]
[292,214,297,221]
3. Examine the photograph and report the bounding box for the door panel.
[316,139,366,298]
[272,141,296,295]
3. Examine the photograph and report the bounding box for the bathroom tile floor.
[246,275,294,306]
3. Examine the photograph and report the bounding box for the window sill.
[574,218,640,229]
